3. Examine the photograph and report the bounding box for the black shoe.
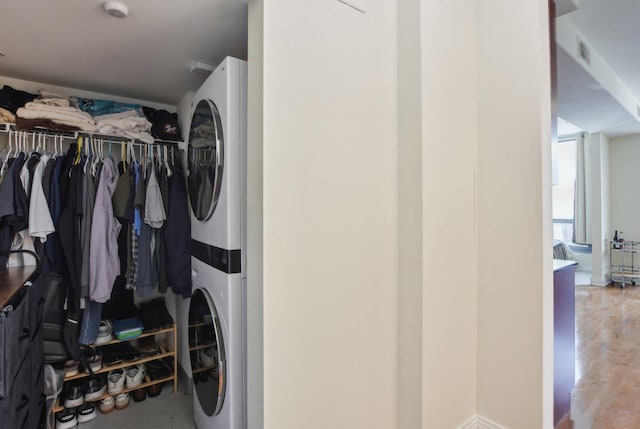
[55,407,78,429]
[77,402,97,423]
[132,388,147,402]
[146,383,163,398]
[146,357,172,379]
[64,385,84,408]
[84,377,107,402]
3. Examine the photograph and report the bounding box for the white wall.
[260,1,397,428]
[609,134,640,241]
[247,0,264,427]
[476,0,553,427]
[397,0,423,427]
[418,1,478,427]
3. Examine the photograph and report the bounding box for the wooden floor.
[556,284,640,429]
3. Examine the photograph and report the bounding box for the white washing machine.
[185,56,247,429]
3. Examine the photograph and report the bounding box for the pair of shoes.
[99,395,115,414]
[146,382,163,398]
[63,360,79,378]
[81,348,103,373]
[64,385,84,408]
[107,368,125,395]
[55,403,97,428]
[84,377,107,402]
[95,320,113,345]
[135,336,160,356]
[126,363,146,389]
[115,392,130,410]
[132,388,147,402]
[101,342,142,366]
[146,357,172,379]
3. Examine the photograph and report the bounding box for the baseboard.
[177,363,193,394]
[458,415,507,429]
[591,276,610,287]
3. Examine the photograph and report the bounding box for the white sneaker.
[115,392,130,410]
[95,320,113,345]
[99,395,115,414]
[107,368,125,395]
[125,363,146,389]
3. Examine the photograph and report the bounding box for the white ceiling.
[557,0,640,136]
[0,0,248,105]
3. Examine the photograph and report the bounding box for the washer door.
[189,288,226,416]
[187,99,225,221]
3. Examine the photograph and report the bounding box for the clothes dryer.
[189,258,246,429]
[185,57,247,429]
[187,57,247,276]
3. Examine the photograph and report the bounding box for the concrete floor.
[80,384,196,429]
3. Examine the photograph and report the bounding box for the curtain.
[573,132,591,245]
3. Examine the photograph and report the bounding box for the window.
[552,137,576,242]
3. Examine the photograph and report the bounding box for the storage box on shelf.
[53,324,178,413]
[610,240,640,288]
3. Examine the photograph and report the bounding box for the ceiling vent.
[577,38,590,65]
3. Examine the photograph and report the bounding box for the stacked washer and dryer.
[185,57,247,429]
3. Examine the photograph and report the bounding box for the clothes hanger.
[0,130,13,178]
[163,145,172,177]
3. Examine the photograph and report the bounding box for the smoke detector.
[103,1,129,18]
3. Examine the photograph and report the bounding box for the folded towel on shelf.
[95,109,154,143]
[23,102,94,121]
[17,107,97,131]
[96,124,154,144]
[73,97,144,117]
[32,98,71,107]
[15,117,81,132]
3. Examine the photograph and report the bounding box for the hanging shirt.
[80,165,98,297]
[28,154,55,242]
[144,161,166,228]
[165,152,192,297]
[89,157,122,303]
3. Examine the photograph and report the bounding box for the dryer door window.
[187,99,225,221]
[189,288,226,416]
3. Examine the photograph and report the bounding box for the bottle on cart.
[614,230,620,249]
[620,231,625,248]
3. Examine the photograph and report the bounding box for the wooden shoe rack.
[53,324,178,413]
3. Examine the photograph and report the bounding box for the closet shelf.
[54,325,178,417]
[0,122,183,145]
[53,374,175,413]
[189,341,217,352]
[63,345,174,382]
[99,326,176,346]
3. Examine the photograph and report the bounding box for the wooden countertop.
[0,265,37,309]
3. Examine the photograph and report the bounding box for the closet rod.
[0,122,182,146]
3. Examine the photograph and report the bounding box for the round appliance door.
[187,99,225,221]
[189,288,226,416]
